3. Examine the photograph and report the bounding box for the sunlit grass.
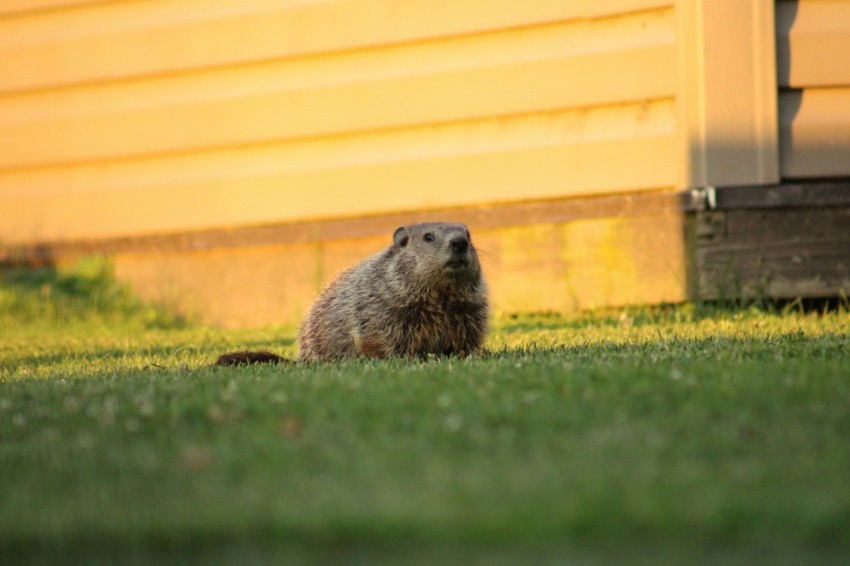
[1,263,849,564]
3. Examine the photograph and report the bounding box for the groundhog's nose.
[449,236,469,255]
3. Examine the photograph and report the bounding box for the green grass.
[1,263,850,564]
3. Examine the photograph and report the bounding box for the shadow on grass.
[2,336,297,378]
[0,256,189,329]
[5,525,849,566]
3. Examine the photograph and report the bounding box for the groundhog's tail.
[215,351,291,366]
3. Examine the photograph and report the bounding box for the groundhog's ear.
[393,226,409,247]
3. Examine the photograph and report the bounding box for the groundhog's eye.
[423,233,435,243]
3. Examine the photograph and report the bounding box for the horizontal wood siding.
[776,0,850,179]
[0,0,677,245]
[0,0,672,93]
[0,0,114,18]
[776,0,850,88]
[779,88,850,178]
[0,41,675,168]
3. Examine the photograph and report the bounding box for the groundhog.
[216,222,488,365]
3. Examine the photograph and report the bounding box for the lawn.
[1,262,849,564]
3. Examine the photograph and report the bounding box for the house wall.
[0,0,677,245]
[776,0,850,179]
[686,0,850,302]
[4,1,846,325]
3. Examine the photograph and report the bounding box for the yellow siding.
[0,1,676,245]
[0,0,673,92]
[779,88,850,178]
[0,0,112,17]
[675,0,779,189]
[776,0,850,179]
[776,0,850,88]
[1,103,676,243]
[1,38,674,167]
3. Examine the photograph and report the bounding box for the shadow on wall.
[775,0,798,89]
[775,0,802,176]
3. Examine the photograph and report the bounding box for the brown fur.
[216,222,489,365]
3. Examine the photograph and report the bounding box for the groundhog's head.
[391,222,482,285]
